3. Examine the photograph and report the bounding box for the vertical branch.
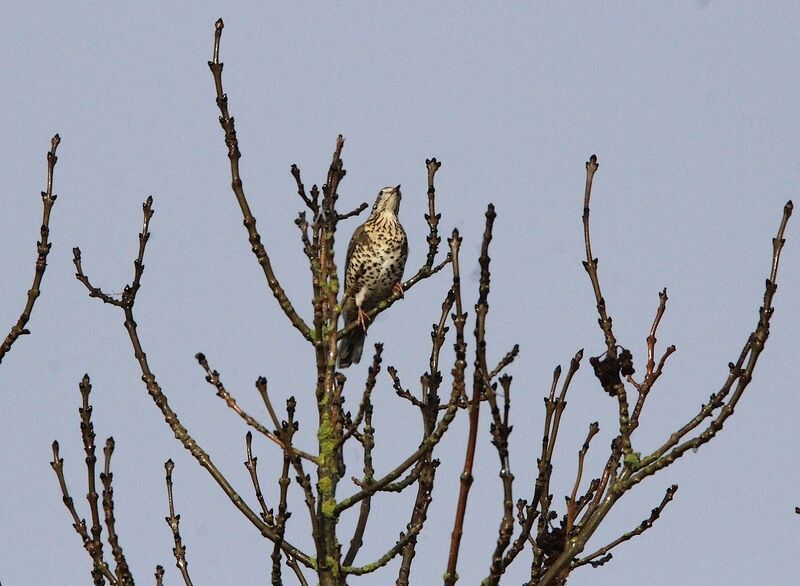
[207,19,312,342]
[164,460,193,586]
[244,431,273,526]
[483,374,517,585]
[529,352,583,582]
[100,438,134,585]
[582,155,634,464]
[423,158,443,270]
[79,376,105,573]
[628,289,675,435]
[270,429,291,584]
[343,398,374,566]
[565,422,600,537]
[314,136,347,586]
[444,204,496,586]
[1,133,60,364]
[581,155,616,355]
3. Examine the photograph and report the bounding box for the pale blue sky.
[1,3,799,585]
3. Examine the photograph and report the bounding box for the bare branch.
[445,203,496,586]
[101,438,134,585]
[343,526,422,576]
[573,484,678,569]
[196,352,317,464]
[74,195,314,568]
[164,460,193,586]
[208,18,313,342]
[343,395,375,566]
[1,134,60,364]
[244,432,273,526]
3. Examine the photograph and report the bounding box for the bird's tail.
[337,328,366,368]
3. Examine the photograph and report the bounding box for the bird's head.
[371,185,402,215]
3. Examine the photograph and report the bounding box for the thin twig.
[341,345,383,445]
[1,134,60,364]
[573,485,678,569]
[565,422,600,537]
[164,460,194,586]
[343,397,375,566]
[101,438,134,585]
[196,352,317,464]
[208,18,312,342]
[483,374,516,585]
[244,432,273,525]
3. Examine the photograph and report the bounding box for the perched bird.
[338,185,408,368]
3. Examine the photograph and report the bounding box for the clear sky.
[1,3,799,585]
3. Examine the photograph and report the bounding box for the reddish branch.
[444,204,496,585]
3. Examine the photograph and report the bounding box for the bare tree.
[50,20,793,585]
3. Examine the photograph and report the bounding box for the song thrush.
[338,185,408,368]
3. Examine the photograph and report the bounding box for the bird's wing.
[345,222,369,291]
[400,229,409,274]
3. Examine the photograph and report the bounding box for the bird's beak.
[395,184,401,193]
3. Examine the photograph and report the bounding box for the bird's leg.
[393,282,405,298]
[358,308,372,331]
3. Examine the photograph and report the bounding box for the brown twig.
[101,438,134,585]
[341,345,383,445]
[244,432,273,526]
[270,408,295,585]
[195,352,317,463]
[388,365,424,407]
[628,289,675,434]
[487,344,520,381]
[208,18,312,342]
[343,395,375,566]
[483,374,516,585]
[164,460,193,586]
[573,484,678,569]
[1,134,60,364]
[565,422,600,537]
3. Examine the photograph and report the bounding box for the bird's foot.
[358,308,372,331]
[393,282,405,298]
